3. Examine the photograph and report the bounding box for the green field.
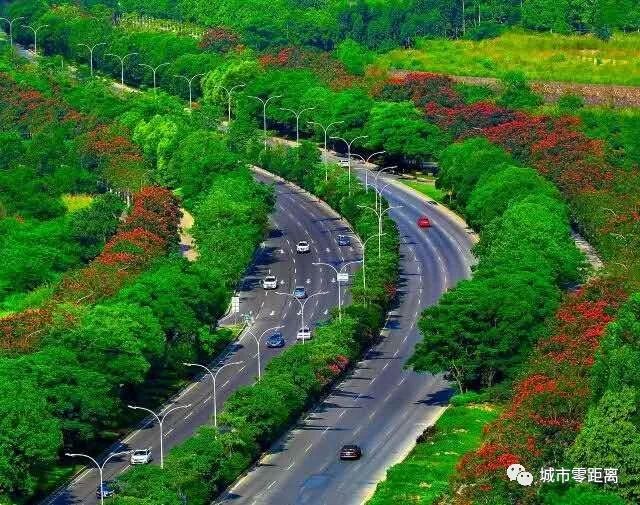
[379,29,640,86]
[402,179,447,202]
[367,404,499,505]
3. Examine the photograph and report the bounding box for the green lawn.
[61,194,93,212]
[403,179,447,202]
[379,29,640,86]
[367,404,499,505]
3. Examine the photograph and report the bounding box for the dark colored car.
[340,444,362,460]
[266,333,285,348]
[96,481,118,499]
[336,234,351,246]
[293,286,307,299]
[417,216,431,229]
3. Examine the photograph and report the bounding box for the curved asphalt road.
[215,159,475,505]
[42,169,362,505]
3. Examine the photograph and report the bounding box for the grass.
[379,29,640,86]
[61,194,93,212]
[0,284,56,316]
[366,404,499,505]
[402,178,447,202]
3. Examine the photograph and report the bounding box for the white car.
[296,240,310,253]
[338,159,350,168]
[262,276,278,289]
[130,448,152,465]
[296,326,312,341]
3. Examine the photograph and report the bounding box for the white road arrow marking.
[269,311,276,316]
[306,278,311,285]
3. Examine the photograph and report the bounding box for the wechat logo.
[507,463,534,486]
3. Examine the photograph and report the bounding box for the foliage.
[367,404,499,505]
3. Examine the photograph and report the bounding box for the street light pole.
[307,120,343,181]
[358,203,403,258]
[0,16,24,47]
[275,290,328,343]
[330,135,368,195]
[77,42,106,77]
[354,232,386,294]
[105,52,138,86]
[373,166,398,213]
[221,83,245,122]
[138,62,170,93]
[127,403,192,469]
[351,151,386,193]
[174,73,205,109]
[182,361,242,428]
[20,24,48,55]
[279,106,315,145]
[65,451,131,505]
[312,261,362,320]
[242,325,284,381]
[249,95,283,149]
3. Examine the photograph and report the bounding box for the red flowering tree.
[199,26,240,53]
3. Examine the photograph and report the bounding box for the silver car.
[130,448,152,465]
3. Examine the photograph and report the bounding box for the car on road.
[266,332,286,348]
[336,234,351,246]
[130,448,152,465]
[338,158,350,168]
[96,481,118,499]
[293,286,307,299]
[296,240,311,253]
[417,216,432,229]
[339,444,363,460]
[427,200,439,206]
[262,275,278,289]
[296,326,312,341]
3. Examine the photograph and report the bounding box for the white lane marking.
[338,410,346,419]
[267,480,278,490]
[119,464,131,475]
[382,363,389,370]
[398,377,407,386]
[164,427,174,437]
[305,444,313,453]
[179,382,197,398]
[286,461,295,471]
[222,379,230,388]
[185,411,193,420]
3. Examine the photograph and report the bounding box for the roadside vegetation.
[367,398,500,505]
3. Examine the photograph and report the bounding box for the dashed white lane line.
[164,427,174,437]
[222,379,230,388]
[286,461,295,470]
[398,377,407,386]
[119,464,131,475]
[267,480,278,491]
[185,411,193,420]
[305,443,313,453]
[382,363,389,371]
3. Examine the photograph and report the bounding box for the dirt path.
[179,208,198,261]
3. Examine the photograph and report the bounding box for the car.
[96,481,118,499]
[296,240,310,253]
[339,444,363,460]
[296,326,312,341]
[293,286,307,299]
[336,234,351,247]
[427,200,439,206]
[266,332,285,348]
[262,275,278,290]
[417,216,431,229]
[130,448,152,465]
[338,158,350,168]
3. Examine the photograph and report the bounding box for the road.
[215,157,476,505]
[42,169,362,504]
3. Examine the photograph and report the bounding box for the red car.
[417,216,431,229]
